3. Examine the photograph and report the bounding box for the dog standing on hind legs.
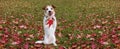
[35,5,57,46]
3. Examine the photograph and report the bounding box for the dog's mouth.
[48,11,53,16]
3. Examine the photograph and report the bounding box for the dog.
[35,5,57,46]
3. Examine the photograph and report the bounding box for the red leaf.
[38,35,43,40]
[3,28,9,34]
[23,33,29,37]
[59,46,66,49]
[112,38,120,44]
[24,42,29,49]
[91,33,97,37]
[111,28,116,34]
[91,42,96,49]
[72,43,77,48]
[34,43,43,48]
[11,33,22,45]
[37,26,42,32]
[12,40,21,45]
[101,34,108,39]
[47,19,53,27]
[0,37,8,44]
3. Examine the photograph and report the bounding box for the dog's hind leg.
[35,40,43,43]
[52,35,57,46]
[53,42,57,46]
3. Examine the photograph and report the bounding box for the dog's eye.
[51,8,53,10]
[46,8,48,10]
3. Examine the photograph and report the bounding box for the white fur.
[35,5,57,46]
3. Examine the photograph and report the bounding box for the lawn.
[0,0,120,49]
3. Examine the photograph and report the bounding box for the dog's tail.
[35,40,43,43]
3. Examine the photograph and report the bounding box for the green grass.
[0,0,120,49]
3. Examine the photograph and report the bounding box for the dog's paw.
[53,43,57,46]
[35,41,43,43]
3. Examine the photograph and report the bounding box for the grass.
[0,0,120,49]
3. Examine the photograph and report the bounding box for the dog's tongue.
[47,19,53,27]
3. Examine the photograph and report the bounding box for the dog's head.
[43,5,56,16]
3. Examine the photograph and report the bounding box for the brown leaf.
[57,32,62,38]
[12,18,19,24]
[76,34,82,39]
[93,25,101,29]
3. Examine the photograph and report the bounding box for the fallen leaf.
[72,43,78,49]
[19,25,27,29]
[12,41,21,45]
[57,32,62,37]
[24,42,29,49]
[0,25,3,30]
[93,25,101,29]
[59,46,66,49]
[91,42,96,49]
[34,43,43,48]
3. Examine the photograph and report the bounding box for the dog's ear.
[51,5,56,8]
[42,6,46,10]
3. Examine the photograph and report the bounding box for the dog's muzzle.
[48,11,52,16]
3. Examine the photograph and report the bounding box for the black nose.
[49,11,51,13]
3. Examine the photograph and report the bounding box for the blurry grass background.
[1,0,120,18]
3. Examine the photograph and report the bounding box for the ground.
[0,0,120,49]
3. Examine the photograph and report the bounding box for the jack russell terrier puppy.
[35,5,57,46]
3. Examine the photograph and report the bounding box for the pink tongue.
[47,19,53,27]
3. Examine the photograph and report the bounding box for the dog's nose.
[49,11,51,13]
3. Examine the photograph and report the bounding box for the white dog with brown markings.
[35,5,57,46]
